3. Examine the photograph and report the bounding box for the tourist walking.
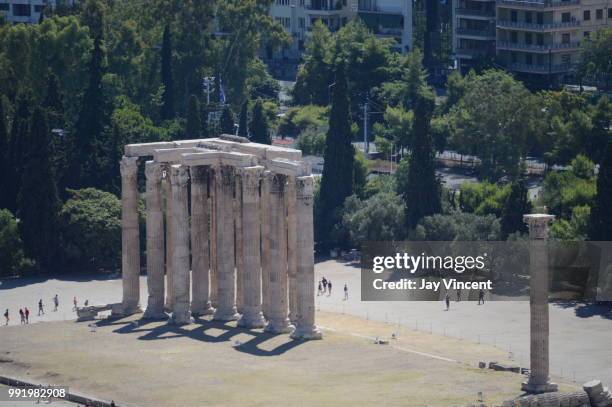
[317,281,322,296]
[4,309,9,325]
[73,296,78,311]
[445,293,450,311]
[344,284,348,300]
[456,288,461,302]
[328,280,332,296]
[19,308,25,324]
[322,277,328,293]
[53,294,59,311]
[84,300,89,307]
[38,299,44,315]
[24,307,29,324]
[478,289,485,305]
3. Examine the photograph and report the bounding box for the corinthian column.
[522,214,557,394]
[261,172,271,319]
[213,166,239,321]
[143,161,167,319]
[291,176,322,340]
[191,166,214,316]
[164,170,174,311]
[285,176,298,323]
[117,156,141,316]
[237,166,266,329]
[264,173,293,333]
[235,173,244,314]
[169,165,193,325]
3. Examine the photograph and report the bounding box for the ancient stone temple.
[112,135,322,340]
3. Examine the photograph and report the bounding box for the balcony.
[306,2,343,15]
[496,19,580,31]
[506,62,572,73]
[455,48,492,58]
[455,8,496,19]
[496,0,580,9]
[497,40,581,52]
[456,27,496,38]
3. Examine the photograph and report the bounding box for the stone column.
[522,214,557,394]
[237,166,266,329]
[169,165,193,325]
[164,170,174,311]
[261,171,271,319]
[209,168,218,308]
[291,176,322,340]
[235,173,244,314]
[143,161,167,319]
[264,173,293,333]
[213,165,239,321]
[190,166,214,316]
[118,156,141,315]
[286,177,298,324]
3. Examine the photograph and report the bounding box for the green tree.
[17,108,59,270]
[543,155,596,218]
[160,24,174,121]
[6,94,31,212]
[219,104,235,135]
[342,192,405,246]
[500,180,532,239]
[412,212,501,241]
[237,100,248,138]
[589,97,612,163]
[402,86,441,229]
[576,28,611,89]
[185,94,201,138]
[0,209,31,277]
[249,99,269,144]
[589,140,612,240]
[316,63,355,250]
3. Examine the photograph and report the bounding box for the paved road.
[1,261,611,386]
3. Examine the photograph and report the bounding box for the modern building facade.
[452,0,612,83]
[0,0,52,24]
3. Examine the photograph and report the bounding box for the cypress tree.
[0,101,8,209]
[238,100,248,138]
[403,86,441,229]
[219,105,235,135]
[200,103,210,138]
[213,72,222,105]
[71,36,105,188]
[589,140,612,241]
[160,24,174,121]
[316,62,355,250]
[500,179,532,239]
[249,99,270,144]
[185,94,201,138]
[6,94,31,212]
[17,107,59,270]
[44,73,64,130]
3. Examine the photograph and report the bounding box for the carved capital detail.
[144,161,163,183]
[191,166,209,184]
[170,165,189,188]
[241,167,263,195]
[120,156,139,179]
[524,214,555,240]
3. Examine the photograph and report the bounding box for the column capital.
[120,156,139,179]
[145,161,164,182]
[191,165,209,184]
[240,166,264,193]
[169,165,189,188]
[296,175,314,199]
[524,214,555,240]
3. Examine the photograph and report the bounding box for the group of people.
[3,294,88,326]
[444,289,486,311]
[317,277,349,301]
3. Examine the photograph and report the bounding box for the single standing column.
[169,165,193,325]
[209,168,218,308]
[116,156,141,316]
[286,176,298,323]
[213,166,239,321]
[291,176,322,340]
[522,214,557,394]
[164,168,174,311]
[143,161,167,319]
[235,173,244,314]
[261,171,271,319]
[237,166,266,328]
[264,173,293,333]
[191,166,214,316]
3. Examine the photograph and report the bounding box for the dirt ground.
[0,312,578,407]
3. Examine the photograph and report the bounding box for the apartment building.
[268,0,413,61]
[0,0,53,24]
[453,0,611,83]
[452,0,497,72]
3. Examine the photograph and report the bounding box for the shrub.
[0,209,31,276]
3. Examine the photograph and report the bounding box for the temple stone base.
[142,308,168,320]
[191,305,215,318]
[213,308,240,322]
[169,311,194,326]
[521,381,558,394]
[264,319,294,334]
[111,304,142,318]
[237,308,266,329]
[290,325,322,340]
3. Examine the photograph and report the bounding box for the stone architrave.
[264,173,293,333]
[143,161,167,319]
[169,165,193,325]
[522,214,558,394]
[117,156,141,316]
[190,166,214,316]
[213,165,240,321]
[286,176,298,324]
[237,166,266,328]
[291,176,322,340]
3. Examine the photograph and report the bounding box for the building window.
[511,31,517,43]
[298,17,305,29]
[584,31,590,38]
[510,10,517,22]
[525,32,532,44]
[525,11,532,23]
[596,9,603,19]
[583,10,590,20]
[537,12,543,24]
[34,5,44,12]
[562,33,570,44]
[537,33,543,45]
[276,0,290,5]
[608,8,612,18]
[561,12,570,23]
[0,2,9,11]
[561,54,571,64]
[526,54,533,65]
[12,3,31,16]
[511,52,517,63]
